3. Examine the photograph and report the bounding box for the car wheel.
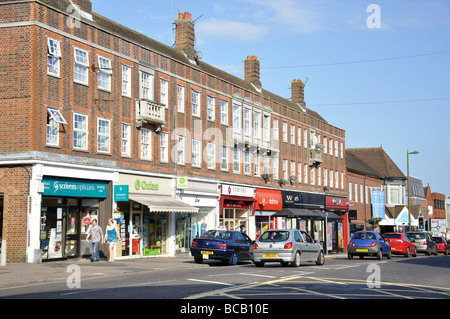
[254,261,265,267]
[412,247,417,257]
[426,248,431,256]
[292,251,301,268]
[194,256,203,264]
[446,249,449,256]
[405,247,410,258]
[316,251,325,265]
[387,249,392,259]
[228,251,238,265]
[376,249,382,260]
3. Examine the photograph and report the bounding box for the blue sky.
[93,0,450,197]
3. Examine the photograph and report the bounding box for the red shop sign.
[326,197,348,211]
[255,189,282,211]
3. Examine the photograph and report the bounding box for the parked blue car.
[190,229,254,265]
[347,231,391,260]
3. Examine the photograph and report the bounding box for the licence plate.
[414,243,419,245]
[356,249,368,252]
[391,247,396,250]
[201,250,213,255]
[263,254,278,258]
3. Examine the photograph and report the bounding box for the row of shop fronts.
[22,163,349,262]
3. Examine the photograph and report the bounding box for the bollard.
[0,240,6,266]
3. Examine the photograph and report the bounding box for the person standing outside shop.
[103,218,120,263]
[86,219,103,262]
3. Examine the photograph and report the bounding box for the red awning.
[255,189,282,211]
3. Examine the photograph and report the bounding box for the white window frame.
[221,100,228,125]
[207,142,215,170]
[160,78,169,108]
[303,129,308,148]
[273,157,279,180]
[243,108,251,136]
[140,128,152,160]
[297,127,302,146]
[97,56,112,91]
[192,139,201,167]
[74,47,89,85]
[192,90,200,117]
[253,111,261,139]
[177,136,185,165]
[282,159,288,180]
[233,104,241,134]
[122,65,131,97]
[233,147,240,173]
[47,108,65,146]
[207,96,215,121]
[47,38,61,76]
[160,132,169,162]
[282,122,288,143]
[221,146,228,171]
[244,150,251,175]
[263,114,270,141]
[290,160,295,178]
[297,162,302,183]
[140,71,154,100]
[97,118,111,153]
[73,113,88,150]
[324,169,328,187]
[121,123,131,157]
[290,125,295,145]
[303,164,308,184]
[273,119,279,140]
[177,85,185,113]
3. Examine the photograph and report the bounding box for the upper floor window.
[221,100,228,125]
[192,90,200,117]
[47,38,61,76]
[46,108,66,146]
[243,108,251,136]
[253,111,261,139]
[121,123,131,157]
[207,96,215,121]
[140,71,154,100]
[177,85,185,113]
[73,113,88,150]
[272,119,279,140]
[160,78,169,107]
[233,104,241,133]
[97,118,111,153]
[160,132,169,162]
[122,65,131,97]
[97,56,112,91]
[74,47,89,85]
[140,128,152,160]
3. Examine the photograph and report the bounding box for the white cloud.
[197,18,269,42]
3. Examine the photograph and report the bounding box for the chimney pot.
[175,11,196,59]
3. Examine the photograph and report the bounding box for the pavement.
[0,253,347,289]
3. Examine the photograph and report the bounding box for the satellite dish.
[194,51,203,60]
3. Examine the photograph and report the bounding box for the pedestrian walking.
[103,218,120,263]
[86,219,103,262]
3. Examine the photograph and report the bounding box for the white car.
[251,229,325,267]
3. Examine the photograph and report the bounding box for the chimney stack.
[175,12,196,59]
[69,0,92,14]
[291,79,306,108]
[244,55,261,88]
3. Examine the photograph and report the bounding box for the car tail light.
[423,240,427,246]
[370,242,377,247]
[397,240,404,244]
[284,242,293,249]
[191,241,198,247]
[350,242,355,247]
[217,243,228,248]
[253,243,259,250]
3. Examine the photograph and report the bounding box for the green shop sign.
[134,179,159,191]
[42,177,108,198]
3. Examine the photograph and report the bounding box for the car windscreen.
[384,234,401,239]
[259,231,290,242]
[352,232,376,240]
[433,237,443,243]
[200,230,232,240]
[407,233,426,240]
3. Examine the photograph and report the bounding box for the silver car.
[251,229,325,267]
[406,231,438,256]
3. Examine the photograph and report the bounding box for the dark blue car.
[347,231,391,260]
[190,230,254,265]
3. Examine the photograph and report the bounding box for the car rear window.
[259,231,290,242]
[384,234,401,239]
[352,232,376,240]
[200,230,232,240]
[433,237,444,243]
[408,233,425,240]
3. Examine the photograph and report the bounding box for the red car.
[384,233,417,257]
[432,237,450,255]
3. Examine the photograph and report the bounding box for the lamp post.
[407,150,419,231]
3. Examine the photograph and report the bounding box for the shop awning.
[315,211,344,221]
[129,194,199,213]
[272,208,322,218]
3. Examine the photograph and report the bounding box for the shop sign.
[326,197,348,211]
[223,199,250,209]
[282,191,324,209]
[220,184,255,197]
[114,185,129,201]
[42,177,108,198]
[177,176,188,189]
[256,189,282,211]
[119,174,171,196]
[371,189,385,219]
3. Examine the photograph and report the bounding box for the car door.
[234,232,251,260]
[300,231,319,262]
[241,233,253,260]
[378,233,390,255]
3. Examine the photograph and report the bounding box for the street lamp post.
[407,150,419,231]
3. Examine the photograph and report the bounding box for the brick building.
[0,0,347,263]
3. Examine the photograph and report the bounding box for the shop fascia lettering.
[220,184,255,197]
[134,178,159,191]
